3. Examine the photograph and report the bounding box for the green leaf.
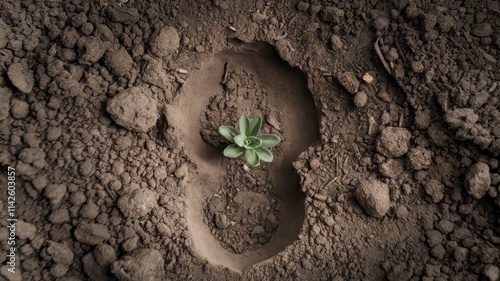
[234,134,246,147]
[255,147,273,162]
[223,144,245,158]
[244,136,262,149]
[247,115,262,137]
[245,149,260,166]
[255,134,281,148]
[239,114,249,137]
[218,126,239,143]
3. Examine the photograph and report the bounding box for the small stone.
[471,23,493,37]
[465,162,491,199]
[407,147,432,170]
[330,34,343,50]
[7,63,34,94]
[394,205,409,219]
[376,127,411,158]
[194,45,205,53]
[149,26,180,57]
[356,179,390,217]
[353,91,368,108]
[410,60,424,73]
[111,249,165,281]
[117,189,157,219]
[214,213,229,230]
[106,86,159,133]
[337,71,359,94]
[104,48,134,77]
[484,265,499,281]
[74,222,111,245]
[10,99,30,119]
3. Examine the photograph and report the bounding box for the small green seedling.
[219,114,281,166]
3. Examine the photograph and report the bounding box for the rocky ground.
[0,0,499,280]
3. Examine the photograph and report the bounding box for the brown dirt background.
[0,0,499,280]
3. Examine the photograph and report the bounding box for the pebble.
[104,47,134,77]
[337,71,359,94]
[353,91,367,108]
[355,179,390,217]
[465,162,491,199]
[111,249,165,281]
[106,86,159,133]
[376,127,411,158]
[7,63,34,94]
[484,265,499,281]
[149,26,180,57]
[330,34,343,50]
[117,189,157,219]
[74,222,111,245]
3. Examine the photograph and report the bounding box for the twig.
[222,62,229,84]
[374,38,392,75]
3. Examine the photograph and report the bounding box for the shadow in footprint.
[166,42,319,273]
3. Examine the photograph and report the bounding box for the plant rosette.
[219,114,281,166]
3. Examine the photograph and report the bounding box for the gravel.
[356,179,390,217]
[465,162,491,199]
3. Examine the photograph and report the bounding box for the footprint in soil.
[166,42,319,273]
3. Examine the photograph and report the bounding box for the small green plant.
[219,114,281,166]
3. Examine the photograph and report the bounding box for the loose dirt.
[0,0,498,281]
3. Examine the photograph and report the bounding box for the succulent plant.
[218,114,281,166]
